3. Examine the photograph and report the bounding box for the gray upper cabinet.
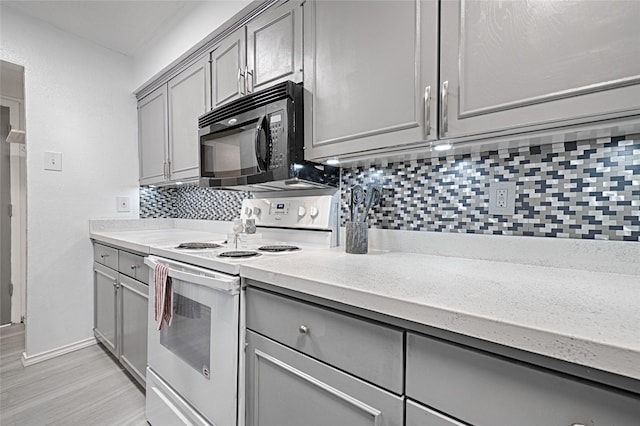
[138,56,209,185]
[246,0,303,93]
[138,86,167,186]
[211,0,303,108]
[168,57,210,182]
[303,0,439,161]
[439,0,640,139]
[211,27,246,109]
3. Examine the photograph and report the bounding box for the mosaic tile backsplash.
[140,135,639,242]
[140,186,249,220]
[342,136,639,241]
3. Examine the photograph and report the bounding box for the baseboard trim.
[21,336,98,367]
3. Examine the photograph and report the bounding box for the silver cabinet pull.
[100,254,108,258]
[571,424,586,426]
[130,265,137,270]
[237,68,245,95]
[245,65,253,93]
[424,85,431,137]
[441,81,449,136]
[298,325,309,335]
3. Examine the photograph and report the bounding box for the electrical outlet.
[117,197,131,212]
[489,182,516,215]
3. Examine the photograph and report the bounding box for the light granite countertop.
[240,248,640,381]
[89,219,640,382]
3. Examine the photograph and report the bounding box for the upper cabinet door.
[138,86,168,186]
[167,56,210,182]
[440,0,640,140]
[211,27,246,109]
[304,0,438,161]
[246,0,303,93]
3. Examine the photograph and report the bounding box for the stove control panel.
[241,196,337,230]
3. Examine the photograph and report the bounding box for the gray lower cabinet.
[406,332,640,426]
[93,262,118,355]
[245,287,403,426]
[93,242,148,387]
[119,274,148,386]
[303,0,439,161]
[439,0,640,140]
[245,330,403,426]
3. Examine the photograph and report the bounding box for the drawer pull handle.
[130,265,138,270]
[571,424,586,426]
[100,254,109,258]
[298,325,309,335]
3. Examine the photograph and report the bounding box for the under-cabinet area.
[93,242,149,386]
[244,283,640,426]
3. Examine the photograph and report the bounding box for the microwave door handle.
[255,115,271,172]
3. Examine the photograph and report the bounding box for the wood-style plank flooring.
[1,324,146,425]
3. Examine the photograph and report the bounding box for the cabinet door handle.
[245,66,253,93]
[298,325,309,335]
[424,85,431,137]
[441,80,449,136]
[238,68,245,95]
[130,265,137,270]
[100,254,109,259]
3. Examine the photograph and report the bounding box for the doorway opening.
[1,60,27,326]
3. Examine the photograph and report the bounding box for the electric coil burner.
[176,242,222,249]
[258,245,301,252]
[218,251,261,258]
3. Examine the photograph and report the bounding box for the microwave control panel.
[268,111,285,170]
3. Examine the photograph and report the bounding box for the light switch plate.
[488,181,516,215]
[44,152,62,171]
[117,197,131,212]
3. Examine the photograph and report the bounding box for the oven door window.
[201,119,261,178]
[160,290,212,378]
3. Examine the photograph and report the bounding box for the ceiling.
[2,1,205,57]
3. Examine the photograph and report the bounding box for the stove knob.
[298,206,307,217]
[309,206,319,218]
[244,207,253,216]
[253,207,261,215]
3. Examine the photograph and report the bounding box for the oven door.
[145,256,240,426]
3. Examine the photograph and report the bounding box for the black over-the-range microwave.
[198,81,339,191]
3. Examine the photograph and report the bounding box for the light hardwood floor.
[1,324,146,425]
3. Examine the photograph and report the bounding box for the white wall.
[0,6,139,356]
[133,0,251,90]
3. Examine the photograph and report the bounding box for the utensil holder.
[345,221,368,254]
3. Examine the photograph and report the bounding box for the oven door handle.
[145,257,239,294]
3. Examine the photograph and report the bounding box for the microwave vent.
[199,81,298,129]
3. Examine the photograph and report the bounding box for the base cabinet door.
[93,262,118,355]
[439,0,640,140]
[246,330,403,426]
[119,274,148,386]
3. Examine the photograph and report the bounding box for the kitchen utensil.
[360,184,382,222]
[350,184,365,222]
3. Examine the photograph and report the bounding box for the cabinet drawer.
[246,287,403,393]
[406,399,464,426]
[118,250,148,282]
[93,243,118,270]
[406,332,640,426]
[246,330,403,426]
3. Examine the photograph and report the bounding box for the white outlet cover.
[44,151,62,171]
[488,181,516,215]
[117,196,131,213]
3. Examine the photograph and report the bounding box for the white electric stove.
[145,194,339,426]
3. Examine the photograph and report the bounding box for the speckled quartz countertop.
[89,220,640,382]
[241,247,640,382]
